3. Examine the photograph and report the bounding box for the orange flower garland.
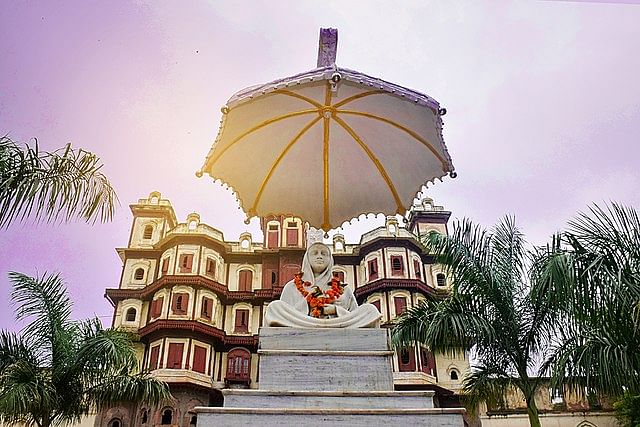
[294,272,344,318]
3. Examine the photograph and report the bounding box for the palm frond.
[0,330,40,371]
[0,353,56,426]
[8,271,72,360]
[72,318,139,376]
[546,203,640,395]
[0,136,118,227]
[549,316,640,395]
[87,373,171,409]
[461,363,517,415]
[391,295,496,355]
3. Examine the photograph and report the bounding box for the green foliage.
[392,217,550,426]
[539,203,640,396]
[614,391,640,427]
[392,203,640,426]
[0,135,117,228]
[0,272,171,427]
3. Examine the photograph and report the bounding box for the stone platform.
[195,327,465,426]
[223,390,435,409]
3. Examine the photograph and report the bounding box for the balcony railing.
[354,278,437,300]
[105,275,281,304]
[137,319,258,347]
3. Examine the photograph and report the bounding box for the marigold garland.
[294,272,344,318]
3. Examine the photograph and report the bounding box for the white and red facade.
[98,192,469,427]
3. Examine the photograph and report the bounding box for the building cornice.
[137,319,258,349]
[104,275,282,305]
[354,278,438,301]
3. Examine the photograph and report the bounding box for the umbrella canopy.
[198,29,455,231]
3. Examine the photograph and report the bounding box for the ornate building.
[98,192,469,427]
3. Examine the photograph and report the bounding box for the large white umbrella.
[198,29,455,231]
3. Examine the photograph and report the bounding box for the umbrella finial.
[317,28,338,68]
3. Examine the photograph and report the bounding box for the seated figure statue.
[264,242,381,328]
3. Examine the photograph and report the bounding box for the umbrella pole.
[317,28,338,67]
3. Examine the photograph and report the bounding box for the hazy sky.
[1,1,639,330]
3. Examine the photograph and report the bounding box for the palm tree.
[540,203,640,397]
[0,272,171,427]
[392,217,557,427]
[0,135,117,228]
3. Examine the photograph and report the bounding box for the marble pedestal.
[195,327,465,426]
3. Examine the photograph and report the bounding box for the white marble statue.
[264,242,381,328]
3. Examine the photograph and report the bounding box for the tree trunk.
[41,414,51,427]
[526,397,541,427]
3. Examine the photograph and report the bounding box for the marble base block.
[195,327,464,426]
[258,327,394,391]
[258,349,394,391]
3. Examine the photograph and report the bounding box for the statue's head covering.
[300,242,334,287]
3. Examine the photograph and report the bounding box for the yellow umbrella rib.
[206,109,318,169]
[274,90,324,109]
[322,82,333,230]
[332,90,385,109]
[333,115,406,214]
[336,110,448,168]
[250,116,323,214]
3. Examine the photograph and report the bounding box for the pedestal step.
[259,327,389,351]
[258,349,394,391]
[223,389,435,409]
[195,407,465,427]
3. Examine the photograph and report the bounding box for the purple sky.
[1,1,639,330]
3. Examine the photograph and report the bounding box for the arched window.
[266,223,279,248]
[201,297,214,321]
[189,415,197,426]
[226,347,251,383]
[367,258,379,281]
[234,308,250,333]
[108,419,121,427]
[391,256,404,275]
[171,293,188,315]
[398,347,416,371]
[161,409,173,425]
[413,259,422,279]
[141,409,148,424]
[205,257,216,278]
[285,221,299,246]
[238,270,253,291]
[143,225,153,239]
[134,268,145,281]
[436,273,446,287]
[450,369,459,380]
[394,296,407,315]
[125,307,137,322]
[420,348,436,375]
